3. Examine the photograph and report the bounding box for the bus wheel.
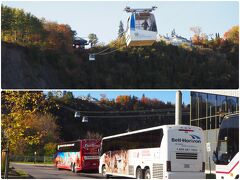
[136,167,143,179]
[56,164,61,170]
[73,164,78,173]
[144,169,151,179]
[71,163,74,172]
[102,165,109,178]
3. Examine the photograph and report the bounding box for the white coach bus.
[213,114,239,179]
[99,125,205,179]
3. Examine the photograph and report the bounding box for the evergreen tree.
[171,29,176,37]
[118,20,124,38]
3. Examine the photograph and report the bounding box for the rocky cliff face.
[1,42,62,89]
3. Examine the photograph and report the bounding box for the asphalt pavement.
[11,163,103,179]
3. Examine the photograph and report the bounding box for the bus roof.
[57,139,100,145]
[102,125,202,140]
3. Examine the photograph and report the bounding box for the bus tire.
[71,163,74,172]
[56,164,61,170]
[144,169,151,179]
[102,165,109,178]
[136,167,143,179]
[73,163,78,173]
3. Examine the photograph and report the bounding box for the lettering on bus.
[171,134,202,144]
[84,143,99,148]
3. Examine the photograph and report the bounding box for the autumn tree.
[43,21,74,52]
[100,94,108,103]
[116,95,131,105]
[190,26,202,45]
[1,91,58,153]
[224,25,239,44]
[15,113,59,155]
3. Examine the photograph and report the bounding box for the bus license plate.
[184,164,190,168]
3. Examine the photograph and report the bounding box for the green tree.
[88,33,98,47]
[1,5,14,41]
[44,142,57,156]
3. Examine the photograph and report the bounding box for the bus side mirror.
[212,150,217,163]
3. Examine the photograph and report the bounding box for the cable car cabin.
[89,54,95,61]
[74,111,81,118]
[82,116,88,123]
[125,12,157,47]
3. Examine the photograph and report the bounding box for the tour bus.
[99,125,205,179]
[55,139,101,173]
[213,114,239,179]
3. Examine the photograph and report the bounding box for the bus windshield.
[216,115,239,165]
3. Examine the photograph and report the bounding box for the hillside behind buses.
[213,114,239,179]
[55,139,100,173]
[99,125,205,179]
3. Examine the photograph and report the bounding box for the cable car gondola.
[82,116,88,123]
[89,54,96,61]
[125,6,158,47]
[74,111,81,118]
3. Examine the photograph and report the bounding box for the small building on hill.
[158,29,192,46]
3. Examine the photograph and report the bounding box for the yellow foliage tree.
[224,25,239,44]
[1,91,58,152]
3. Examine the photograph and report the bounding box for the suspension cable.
[75,108,176,114]
[90,30,127,56]
[98,44,126,56]
[85,112,190,119]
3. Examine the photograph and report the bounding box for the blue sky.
[71,90,190,104]
[3,1,239,44]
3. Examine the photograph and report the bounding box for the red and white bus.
[213,114,239,179]
[55,139,100,173]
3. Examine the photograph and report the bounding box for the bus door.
[168,128,204,172]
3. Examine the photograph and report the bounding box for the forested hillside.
[1,5,239,89]
[1,91,189,155]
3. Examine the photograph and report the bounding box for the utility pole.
[175,90,182,125]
